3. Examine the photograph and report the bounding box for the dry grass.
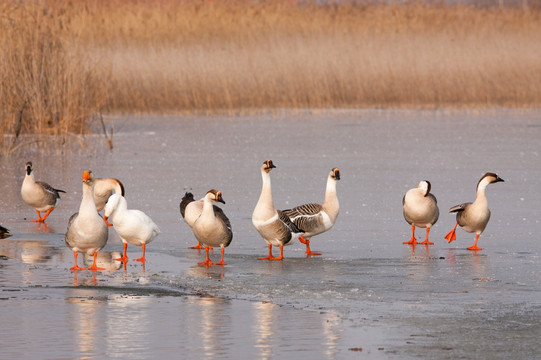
[1,0,541,153]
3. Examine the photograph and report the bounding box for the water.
[1,109,540,359]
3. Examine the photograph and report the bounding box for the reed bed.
[1,0,541,153]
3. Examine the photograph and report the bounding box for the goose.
[65,170,108,271]
[94,178,125,226]
[0,225,11,239]
[252,160,303,261]
[21,161,66,223]
[104,193,160,264]
[191,189,233,266]
[402,180,439,245]
[283,168,340,256]
[180,192,207,249]
[444,172,504,251]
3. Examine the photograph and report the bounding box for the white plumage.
[104,193,160,264]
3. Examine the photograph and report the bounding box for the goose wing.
[213,205,233,246]
[180,192,195,218]
[277,209,303,234]
[283,203,322,232]
[449,203,469,213]
[36,181,65,198]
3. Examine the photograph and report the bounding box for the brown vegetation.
[1,1,541,153]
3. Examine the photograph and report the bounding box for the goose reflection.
[322,310,342,359]
[73,251,122,286]
[0,239,57,266]
[196,297,230,359]
[66,293,107,356]
[252,301,275,360]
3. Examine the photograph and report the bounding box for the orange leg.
[198,247,213,267]
[300,236,322,256]
[270,244,284,261]
[190,242,213,251]
[445,223,458,243]
[467,234,482,251]
[31,208,54,223]
[258,244,274,260]
[114,243,129,263]
[419,227,434,245]
[213,247,227,266]
[403,225,417,245]
[70,251,86,271]
[133,243,146,263]
[87,252,106,271]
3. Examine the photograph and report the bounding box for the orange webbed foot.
[403,238,417,245]
[87,264,106,271]
[133,256,146,263]
[114,255,129,263]
[419,239,434,245]
[70,265,86,271]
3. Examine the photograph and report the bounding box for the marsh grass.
[1,1,541,153]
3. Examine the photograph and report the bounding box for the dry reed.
[1,1,541,153]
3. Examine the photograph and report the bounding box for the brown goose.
[402,180,439,245]
[21,162,65,223]
[65,170,108,271]
[191,190,233,266]
[252,160,303,261]
[283,168,340,256]
[444,172,504,251]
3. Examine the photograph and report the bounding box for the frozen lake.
[1,109,540,359]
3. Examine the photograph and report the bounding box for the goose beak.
[217,194,226,204]
[334,169,340,180]
[496,176,504,183]
[82,170,91,182]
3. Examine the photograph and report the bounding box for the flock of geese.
[2,160,504,271]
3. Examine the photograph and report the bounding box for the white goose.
[402,180,439,245]
[104,193,160,264]
[283,168,340,256]
[445,172,504,251]
[94,178,125,226]
[191,189,233,266]
[65,170,108,271]
[252,160,303,261]
[21,161,66,223]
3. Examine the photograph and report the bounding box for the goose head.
[331,168,340,181]
[418,180,431,196]
[82,170,94,185]
[25,161,33,176]
[206,189,226,204]
[262,160,276,173]
[477,172,504,190]
[104,193,124,219]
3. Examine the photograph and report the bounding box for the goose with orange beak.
[104,193,160,264]
[65,170,108,271]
